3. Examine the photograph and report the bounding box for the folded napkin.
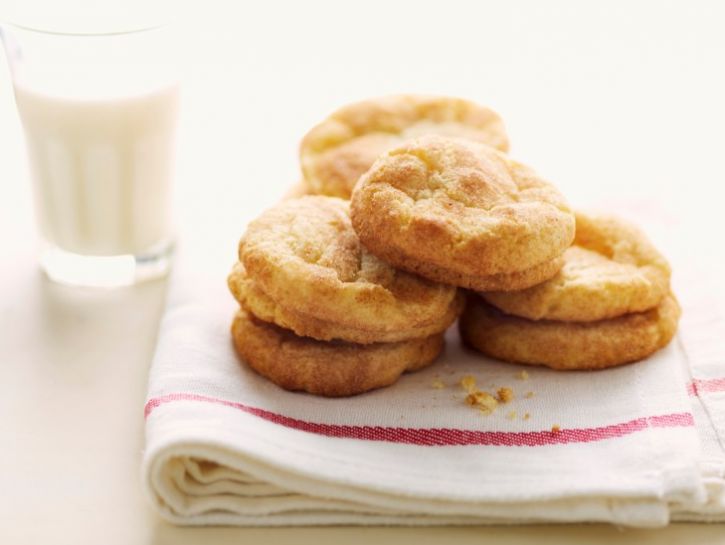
[142,255,725,527]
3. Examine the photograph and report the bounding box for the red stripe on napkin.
[144,393,694,447]
[687,377,725,396]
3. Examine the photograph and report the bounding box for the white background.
[3,0,725,279]
[1,1,724,543]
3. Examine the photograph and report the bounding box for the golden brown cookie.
[231,310,443,396]
[350,135,575,291]
[459,294,680,370]
[300,95,509,198]
[228,262,463,343]
[238,195,462,343]
[480,212,671,321]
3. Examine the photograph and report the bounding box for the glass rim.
[1,20,167,38]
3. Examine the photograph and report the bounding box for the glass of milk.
[1,21,180,287]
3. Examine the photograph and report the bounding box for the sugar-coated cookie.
[480,212,671,321]
[238,195,462,343]
[231,310,443,397]
[301,95,509,198]
[459,294,680,370]
[481,212,670,322]
[351,135,575,291]
[228,262,463,343]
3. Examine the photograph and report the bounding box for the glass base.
[40,240,174,288]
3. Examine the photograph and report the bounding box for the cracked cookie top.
[300,95,509,198]
[350,135,575,283]
[238,195,461,337]
[481,212,671,321]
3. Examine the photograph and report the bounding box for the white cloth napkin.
[142,256,725,527]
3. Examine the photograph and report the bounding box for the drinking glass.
[1,22,180,287]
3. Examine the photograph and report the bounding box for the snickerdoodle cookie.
[237,195,462,344]
[350,135,575,291]
[229,262,463,343]
[459,294,680,370]
[300,95,509,198]
[480,212,671,321]
[232,310,443,396]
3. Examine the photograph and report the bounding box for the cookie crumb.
[497,387,514,403]
[460,375,477,393]
[525,391,535,399]
[551,425,561,433]
[465,391,498,414]
[506,410,517,420]
[523,412,530,420]
[516,370,529,380]
[431,379,446,389]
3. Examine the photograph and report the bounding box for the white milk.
[13,84,179,256]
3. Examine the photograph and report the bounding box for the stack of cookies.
[228,95,679,396]
[228,196,463,396]
[460,212,679,369]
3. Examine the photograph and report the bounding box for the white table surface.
[1,2,724,543]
